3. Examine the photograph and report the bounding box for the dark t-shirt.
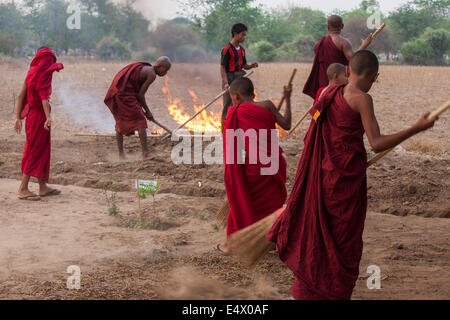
[221,43,247,73]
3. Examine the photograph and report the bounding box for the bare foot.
[18,190,41,201]
[39,187,61,197]
[215,243,230,256]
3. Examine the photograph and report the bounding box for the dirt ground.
[0,59,448,299]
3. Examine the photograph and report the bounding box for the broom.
[225,100,449,267]
[215,70,297,229]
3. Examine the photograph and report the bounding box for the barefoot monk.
[104,56,172,160]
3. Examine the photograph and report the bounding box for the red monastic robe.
[104,62,150,136]
[223,102,287,236]
[21,48,63,182]
[303,36,348,99]
[314,86,328,105]
[268,85,367,300]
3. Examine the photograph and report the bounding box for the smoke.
[158,266,285,300]
[112,0,180,24]
[55,81,115,133]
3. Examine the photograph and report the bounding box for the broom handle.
[277,69,297,111]
[367,100,449,167]
[371,23,386,39]
[288,109,310,137]
[150,118,172,134]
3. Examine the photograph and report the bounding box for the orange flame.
[162,77,222,133]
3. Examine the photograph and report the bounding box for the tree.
[0,2,27,55]
[287,7,327,41]
[388,0,447,44]
[181,0,263,49]
[252,9,297,48]
[401,28,450,65]
[250,40,276,62]
[149,21,202,61]
[343,14,395,57]
[96,36,131,60]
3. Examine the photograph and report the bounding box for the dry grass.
[0,61,448,149]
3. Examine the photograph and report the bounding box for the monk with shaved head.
[105,56,172,160]
[269,50,436,300]
[216,77,292,254]
[303,15,374,100]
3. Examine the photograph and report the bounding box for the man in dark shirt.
[220,23,258,130]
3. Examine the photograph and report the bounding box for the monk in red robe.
[104,56,171,160]
[268,50,436,300]
[303,15,373,99]
[217,78,292,254]
[313,63,348,106]
[14,47,64,201]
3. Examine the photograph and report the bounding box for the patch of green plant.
[199,214,206,220]
[138,180,161,200]
[138,180,161,215]
[103,183,119,216]
[121,218,159,230]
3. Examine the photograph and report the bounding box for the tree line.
[0,0,449,65]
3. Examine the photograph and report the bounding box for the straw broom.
[225,100,449,267]
[215,69,297,228]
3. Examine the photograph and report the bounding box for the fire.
[162,77,222,133]
[276,123,288,139]
[150,127,164,135]
[161,79,289,138]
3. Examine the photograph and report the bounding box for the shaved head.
[230,77,254,98]
[350,50,379,77]
[328,15,343,31]
[327,63,346,80]
[155,56,172,69]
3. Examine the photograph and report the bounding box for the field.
[0,59,449,299]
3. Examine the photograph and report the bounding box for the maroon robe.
[268,84,367,300]
[21,48,63,182]
[303,36,348,99]
[224,102,287,236]
[104,62,150,136]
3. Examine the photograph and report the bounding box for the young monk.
[104,56,172,160]
[14,47,64,201]
[217,77,292,254]
[303,15,373,99]
[220,23,259,129]
[268,50,436,300]
[314,63,348,105]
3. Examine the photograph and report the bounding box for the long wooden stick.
[150,118,172,134]
[371,23,386,39]
[137,179,142,221]
[161,70,255,141]
[287,109,310,137]
[367,100,449,167]
[276,69,297,111]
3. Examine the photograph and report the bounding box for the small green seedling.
[137,180,161,214]
[103,183,119,216]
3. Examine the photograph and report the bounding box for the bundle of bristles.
[215,100,450,268]
[216,201,276,267]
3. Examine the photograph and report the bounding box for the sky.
[132,0,411,23]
